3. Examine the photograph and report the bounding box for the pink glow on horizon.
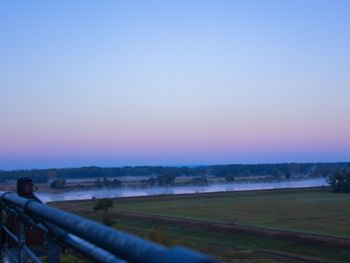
[2,120,349,159]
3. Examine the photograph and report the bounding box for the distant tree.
[94,198,114,211]
[328,171,350,193]
[146,177,157,187]
[102,177,110,186]
[50,179,66,189]
[94,178,102,188]
[224,174,235,182]
[111,179,122,187]
[95,177,122,188]
[285,172,291,180]
[191,177,208,186]
[157,173,176,186]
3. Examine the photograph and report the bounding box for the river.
[37,177,328,202]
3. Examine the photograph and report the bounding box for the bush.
[93,198,113,211]
[94,178,102,187]
[191,177,208,185]
[328,171,350,193]
[224,174,235,182]
[157,173,176,186]
[111,179,122,187]
[50,179,66,189]
[145,177,157,186]
[94,177,122,188]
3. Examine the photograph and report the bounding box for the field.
[51,187,350,262]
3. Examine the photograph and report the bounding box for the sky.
[1,0,350,170]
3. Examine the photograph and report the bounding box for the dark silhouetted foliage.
[157,173,176,186]
[1,163,350,183]
[50,179,66,189]
[224,174,235,182]
[94,177,122,188]
[328,171,350,193]
[191,177,208,185]
[145,177,157,186]
[94,198,113,211]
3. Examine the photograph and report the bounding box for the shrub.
[50,179,66,189]
[328,171,350,193]
[157,173,176,186]
[94,177,122,188]
[93,198,113,211]
[146,177,157,186]
[94,178,102,188]
[191,177,208,185]
[111,179,122,187]
[224,174,235,182]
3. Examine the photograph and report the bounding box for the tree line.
[1,162,350,183]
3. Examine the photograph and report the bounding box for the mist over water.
[38,178,327,203]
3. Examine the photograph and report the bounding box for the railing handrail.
[0,191,217,263]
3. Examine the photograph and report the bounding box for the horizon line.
[1,161,350,172]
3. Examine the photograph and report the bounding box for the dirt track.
[107,210,350,263]
[111,211,350,248]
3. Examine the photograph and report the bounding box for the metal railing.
[0,191,217,263]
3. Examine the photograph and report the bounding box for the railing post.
[18,218,27,263]
[47,236,60,263]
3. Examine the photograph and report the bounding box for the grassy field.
[51,187,350,262]
[107,187,350,237]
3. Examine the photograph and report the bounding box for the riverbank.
[38,177,327,202]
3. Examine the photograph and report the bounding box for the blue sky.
[1,0,350,169]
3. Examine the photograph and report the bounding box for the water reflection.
[37,178,328,203]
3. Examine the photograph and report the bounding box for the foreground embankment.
[51,187,350,263]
